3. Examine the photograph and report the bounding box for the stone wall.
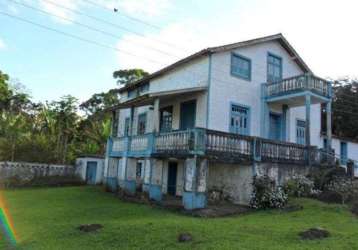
[0,161,77,187]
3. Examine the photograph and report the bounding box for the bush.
[250,175,288,209]
[284,176,315,198]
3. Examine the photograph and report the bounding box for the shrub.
[0,175,85,188]
[284,175,315,198]
[325,177,354,204]
[250,175,288,209]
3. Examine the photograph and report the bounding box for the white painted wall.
[208,41,304,137]
[288,104,322,147]
[75,157,104,184]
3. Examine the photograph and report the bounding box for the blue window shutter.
[231,53,251,80]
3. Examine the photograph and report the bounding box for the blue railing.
[108,128,328,165]
[264,74,332,99]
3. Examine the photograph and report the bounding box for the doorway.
[180,100,196,130]
[167,162,178,196]
[86,161,97,185]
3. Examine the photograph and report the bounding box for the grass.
[1,186,358,250]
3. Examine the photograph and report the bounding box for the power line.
[0,11,263,92]
[8,0,182,59]
[38,0,190,51]
[80,0,162,30]
[0,11,165,65]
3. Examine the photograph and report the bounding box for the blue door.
[180,100,196,130]
[230,104,250,135]
[340,142,348,165]
[86,161,97,185]
[269,113,282,140]
[296,120,306,145]
[167,162,177,196]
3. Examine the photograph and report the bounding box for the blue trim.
[124,180,136,195]
[182,192,207,210]
[260,84,269,138]
[340,141,348,165]
[206,54,212,128]
[266,89,330,103]
[267,52,283,83]
[269,111,283,140]
[296,118,306,145]
[282,105,288,141]
[229,102,251,136]
[137,112,147,135]
[106,177,118,192]
[230,52,251,81]
[149,184,162,202]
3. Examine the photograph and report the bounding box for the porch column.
[305,94,311,146]
[148,159,163,202]
[153,98,160,133]
[182,157,208,210]
[326,100,332,149]
[124,157,136,195]
[282,105,288,141]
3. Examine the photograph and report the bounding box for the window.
[231,53,251,80]
[139,83,149,93]
[230,104,250,135]
[160,106,173,132]
[137,113,147,135]
[127,89,138,98]
[136,161,143,179]
[112,111,119,137]
[267,53,282,83]
[296,120,306,145]
[124,117,130,136]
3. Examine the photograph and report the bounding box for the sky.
[0,0,358,103]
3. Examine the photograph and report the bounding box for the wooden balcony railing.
[264,74,332,98]
[109,128,332,165]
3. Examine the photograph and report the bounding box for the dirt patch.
[178,233,193,242]
[78,224,103,233]
[317,191,343,204]
[183,204,251,218]
[299,228,330,240]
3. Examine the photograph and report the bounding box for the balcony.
[108,128,327,166]
[263,74,332,106]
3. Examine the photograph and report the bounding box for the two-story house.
[104,33,334,210]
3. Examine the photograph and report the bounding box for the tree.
[113,68,149,86]
[80,89,118,116]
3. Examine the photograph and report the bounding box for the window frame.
[160,106,173,132]
[137,112,147,135]
[229,102,251,136]
[267,52,283,83]
[124,117,130,136]
[230,53,252,81]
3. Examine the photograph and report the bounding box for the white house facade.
[104,34,346,210]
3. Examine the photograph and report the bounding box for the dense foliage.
[250,175,288,209]
[284,175,315,198]
[0,68,147,164]
[322,78,358,140]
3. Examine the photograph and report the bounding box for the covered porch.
[261,74,333,148]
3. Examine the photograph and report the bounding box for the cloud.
[38,0,81,24]
[0,38,6,50]
[116,0,358,79]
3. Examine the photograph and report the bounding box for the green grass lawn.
[1,186,358,250]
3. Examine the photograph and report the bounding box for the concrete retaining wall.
[208,162,311,205]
